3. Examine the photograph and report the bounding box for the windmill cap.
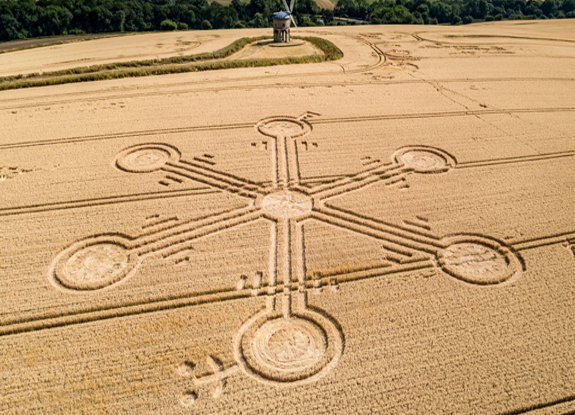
[273,11,291,19]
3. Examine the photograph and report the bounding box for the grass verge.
[0,36,342,91]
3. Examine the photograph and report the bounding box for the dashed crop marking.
[0,166,34,182]
[0,111,569,401]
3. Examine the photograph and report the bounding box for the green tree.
[541,0,557,15]
[250,12,268,26]
[231,0,247,19]
[160,18,177,29]
[373,4,417,23]
[200,18,212,29]
[323,9,334,22]
[563,0,575,12]
[335,0,358,16]
[0,13,24,40]
[112,10,126,31]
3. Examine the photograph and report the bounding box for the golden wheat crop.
[0,20,574,414]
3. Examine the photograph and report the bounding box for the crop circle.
[438,235,522,285]
[393,146,456,173]
[261,190,313,219]
[50,236,138,290]
[237,311,342,384]
[115,144,180,173]
[252,318,326,370]
[256,117,310,138]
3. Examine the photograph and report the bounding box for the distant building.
[273,11,291,43]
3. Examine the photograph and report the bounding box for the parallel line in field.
[0,262,432,337]
[0,187,218,217]
[0,123,254,149]
[1,77,573,110]
[2,146,575,217]
[2,107,574,150]
[457,149,575,168]
[498,394,575,415]
[510,231,575,251]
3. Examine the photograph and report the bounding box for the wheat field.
[0,20,575,414]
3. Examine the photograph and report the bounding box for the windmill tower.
[273,0,297,43]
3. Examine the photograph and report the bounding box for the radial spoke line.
[307,163,390,195]
[295,222,306,284]
[332,259,436,285]
[271,137,279,189]
[313,207,441,255]
[310,211,419,258]
[137,210,263,257]
[316,203,444,244]
[319,204,442,244]
[324,203,440,238]
[177,159,263,189]
[169,161,255,188]
[163,163,261,198]
[511,231,575,251]
[133,206,260,252]
[273,218,292,286]
[278,136,290,189]
[288,138,302,187]
[269,220,278,288]
[309,163,406,198]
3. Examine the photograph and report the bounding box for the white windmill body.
[273,0,297,43]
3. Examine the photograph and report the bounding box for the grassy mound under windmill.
[0,36,342,91]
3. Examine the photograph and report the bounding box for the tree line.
[0,0,574,42]
[0,0,323,40]
[337,0,575,24]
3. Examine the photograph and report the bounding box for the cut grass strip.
[0,36,342,91]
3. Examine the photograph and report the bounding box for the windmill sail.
[281,0,298,29]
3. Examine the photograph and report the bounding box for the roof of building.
[273,11,291,19]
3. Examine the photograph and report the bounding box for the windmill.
[273,0,297,43]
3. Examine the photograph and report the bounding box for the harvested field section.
[0,20,575,414]
[0,31,262,77]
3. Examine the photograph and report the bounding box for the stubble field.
[0,20,574,414]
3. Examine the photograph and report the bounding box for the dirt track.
[0,33,124,53]
[0,20,574,414]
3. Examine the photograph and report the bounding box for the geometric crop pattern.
[47,112,573,405]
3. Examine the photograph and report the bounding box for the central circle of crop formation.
[261,191,313,219]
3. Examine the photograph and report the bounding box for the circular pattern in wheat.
[256,118,310,138]
[439,241,519,285]
[402,150,447,171]
[259,120,304,137]
[261,190,313,219]
[115,144,180,173]
[65,244,129,284]
[251,317,327,372]
[124,148,170,170]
